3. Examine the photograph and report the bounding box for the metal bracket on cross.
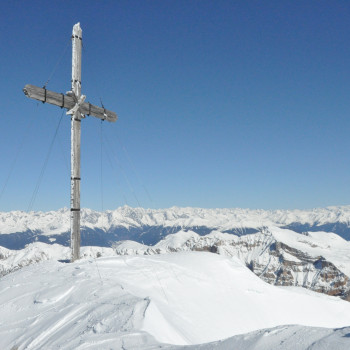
[66,91,86,117]
[23,84,117,122]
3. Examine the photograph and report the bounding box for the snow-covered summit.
[115,226,350,301]
[2,252,350,349]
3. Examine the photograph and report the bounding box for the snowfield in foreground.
[1,252,350,349]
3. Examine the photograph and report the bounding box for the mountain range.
[2,205,350,348]
[2,205,350,300]
[1,205,350,249]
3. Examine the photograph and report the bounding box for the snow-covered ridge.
[2,252,350,349]
[115,227,350,300]
[1,205,350,237]
[3,225,349,301]
[116,227,350,275]
[0,243,114,277]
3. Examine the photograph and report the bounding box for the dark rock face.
[261,242,350,299]
[1,206,350,301]
[211,237,350,301]
[117,231,350,301]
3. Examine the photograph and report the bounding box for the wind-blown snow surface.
[1,252,350,349]
[177,325,350,350]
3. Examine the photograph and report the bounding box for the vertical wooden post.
[24,22,117,263]
[70,23,82,262]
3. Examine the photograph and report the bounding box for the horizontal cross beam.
[23,84,117,122]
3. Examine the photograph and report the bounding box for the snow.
[115,226,350,287]
[0,208,70,235]
[1,206,350,349]
[177,325,350,350]
[112,240,149,255]
[0,243,115,276]
[269,227,350,276]
[155,230,200,250]
[1,205,350,237]
[1,252,350,349]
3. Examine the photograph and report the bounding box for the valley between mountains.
[1,206,350,300]
[1,206,350,349]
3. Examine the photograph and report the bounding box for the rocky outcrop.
[114,229,350,301]
[216,235,350,300]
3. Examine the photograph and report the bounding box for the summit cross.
[23,23,117,262]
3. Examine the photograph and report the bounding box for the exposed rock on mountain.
[1,225,350,301]
[115,227,350,300]
[1,206,350,301]
[2,252,350,349]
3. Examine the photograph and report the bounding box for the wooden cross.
[23,23,117,262]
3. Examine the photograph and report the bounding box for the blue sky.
[1,0,350,211]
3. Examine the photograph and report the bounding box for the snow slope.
[115,227,350,277]
[0,242,115,277]
[176,325,350,350]
[1,252,350,349]
[267,227,350,276]
[3,223,350,301]
[116,227,350,299]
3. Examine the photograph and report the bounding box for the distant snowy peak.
[112,205,350,230]
[1,205,350,234]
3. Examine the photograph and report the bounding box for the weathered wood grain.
[23,84,117,123]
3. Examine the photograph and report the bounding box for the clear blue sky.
[1,0,350,211]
